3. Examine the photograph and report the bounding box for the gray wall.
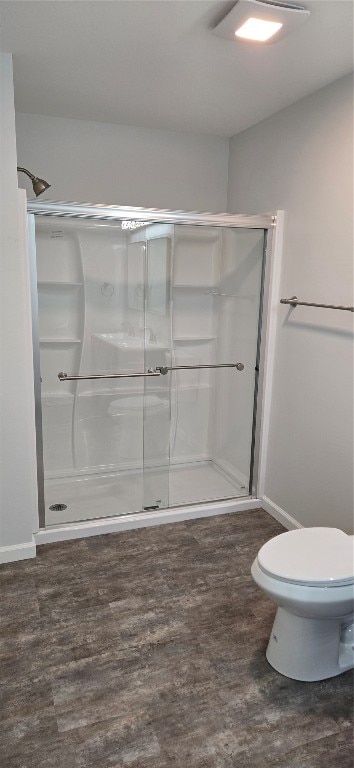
[15,113,229,212]
[228,73,354,532]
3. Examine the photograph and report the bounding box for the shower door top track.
[27,200,275,229]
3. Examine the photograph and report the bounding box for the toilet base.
[266,607,354,681]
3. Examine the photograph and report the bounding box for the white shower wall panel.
[213,228,264,483]
[35,221,82,282]
[42,394,74,474]
[70,385,211,473]
[39,341,81,395]
[74,391,144,471]
[36,218,84,409]
[173,227,221,287]
[172,341,216,388]
[169,225,221,466]
[36,218,85,479]
[79,224,127,376]
[170,385,212,463]
[38,286,81,340]
[172,291,215,340]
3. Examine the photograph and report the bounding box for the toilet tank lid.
[257,527,354,586]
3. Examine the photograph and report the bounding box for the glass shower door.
[35,216,171,525]
[166,224,265,506]
[142,225,173,511]
[34,210,266,527]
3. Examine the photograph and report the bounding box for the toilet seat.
[257,527,354,587]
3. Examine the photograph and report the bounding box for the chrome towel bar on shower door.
[58,369,161,381]
[155,363,244,375]
[58,362,245,381]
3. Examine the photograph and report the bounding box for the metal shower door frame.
[27,200,276,529]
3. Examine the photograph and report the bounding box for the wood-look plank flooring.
[0,509,353,767]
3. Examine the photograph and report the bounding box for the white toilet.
[251,527,354,681]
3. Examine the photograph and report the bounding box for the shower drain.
[49,503,67,512]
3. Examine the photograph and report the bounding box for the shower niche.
[32,208,266,527]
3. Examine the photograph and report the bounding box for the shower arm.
[17,166,36,181]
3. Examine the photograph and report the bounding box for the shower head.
[17,167,51,197]
[32,176,51,196]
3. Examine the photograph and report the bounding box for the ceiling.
[0,0,353,137]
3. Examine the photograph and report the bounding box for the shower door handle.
[155,362,245,375]
[58,369,161,381]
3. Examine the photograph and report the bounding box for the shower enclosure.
[28,202,274,529]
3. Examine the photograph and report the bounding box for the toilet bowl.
[251,527,354,681]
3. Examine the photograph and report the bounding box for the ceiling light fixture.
[213,0,310,45]
[235,18,283,41]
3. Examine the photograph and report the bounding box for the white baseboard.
[35,498,261,545]
[261,495,303,531]
[0,538,36,564]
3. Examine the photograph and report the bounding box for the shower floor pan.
[44,460,248,525]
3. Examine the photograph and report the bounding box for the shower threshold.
[44,460,249,526]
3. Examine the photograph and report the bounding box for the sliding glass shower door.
[32,209,266,527]
[33,216,171,524]
[167,225,265,507]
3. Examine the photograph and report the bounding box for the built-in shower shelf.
[76,382,215,398]
[171,383,214,391]
[173,336,216,342]
[37,281,82,288]
[39,338,82,344]
[42,391,74,399]
[173,284,218,289]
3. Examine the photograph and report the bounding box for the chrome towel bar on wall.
[280,296,354,312]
